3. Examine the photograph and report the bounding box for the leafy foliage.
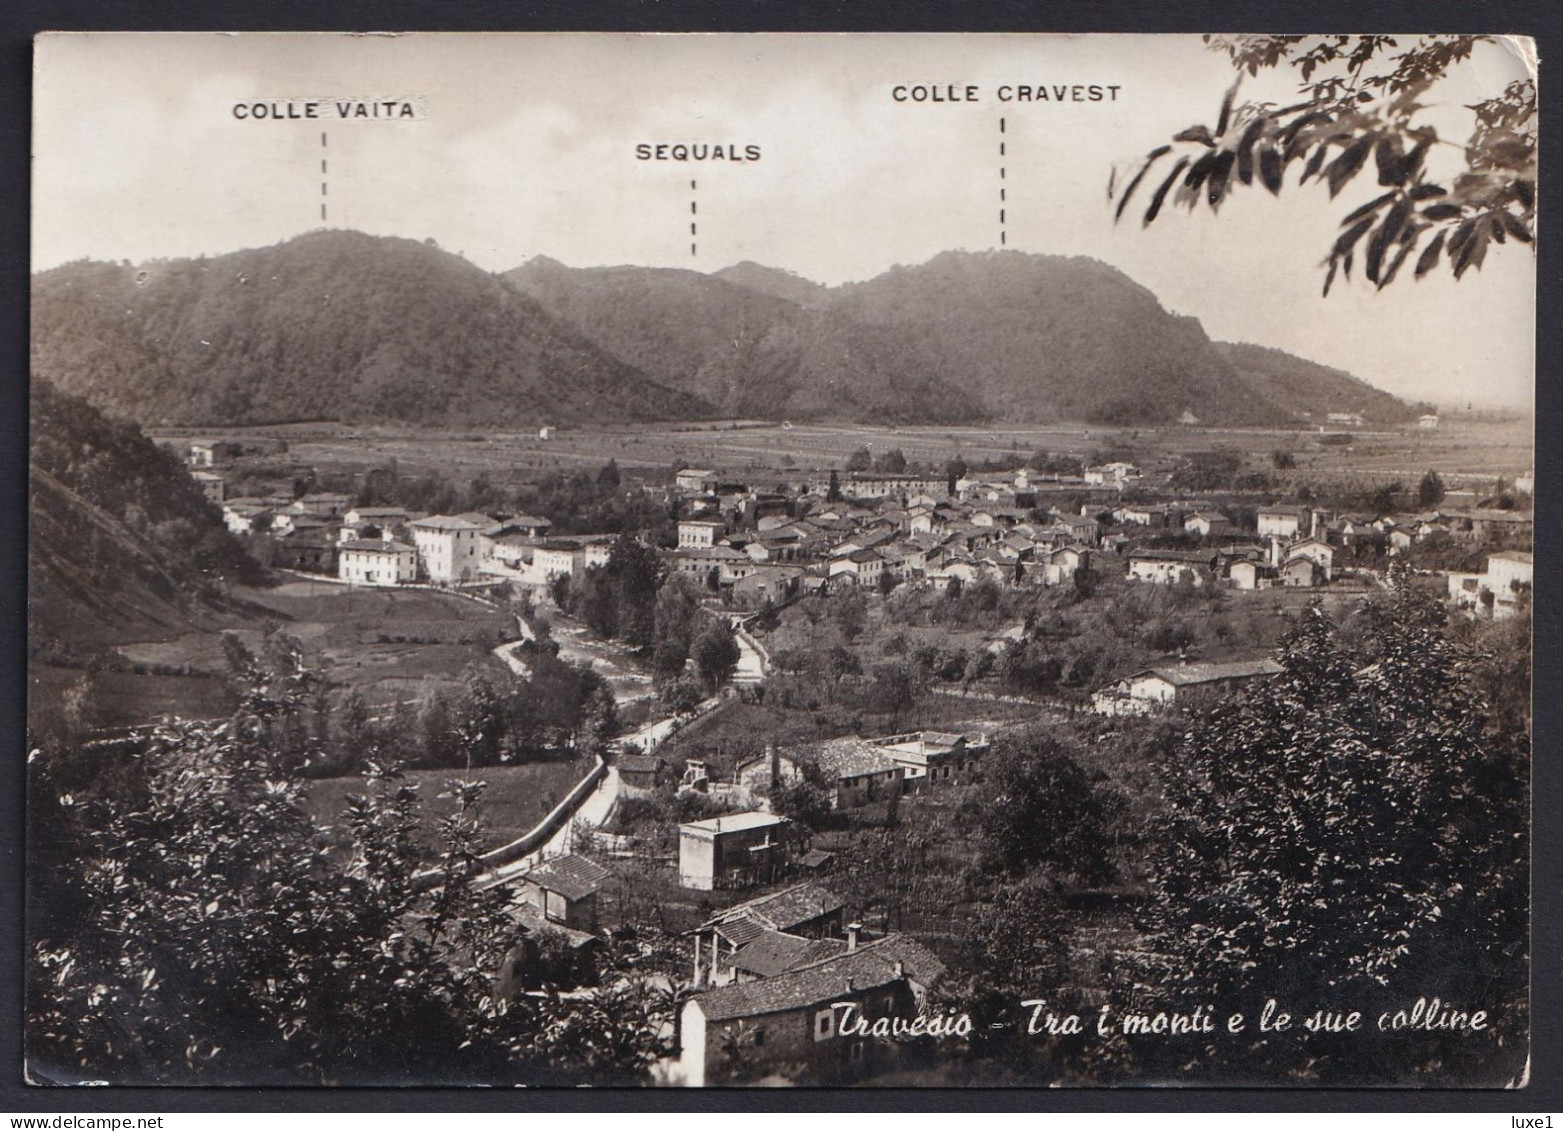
[692,620,741,692]
[1135,588,1528,1083]
[1111,35,1535,294]
[977,728,1121,886]
[27,671,666,1084]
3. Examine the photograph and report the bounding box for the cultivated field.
[39,582,519,735]
[153,414,1533,491]
[302,758,596,863]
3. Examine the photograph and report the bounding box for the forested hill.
[1213,341,1422,424]
[509,249,1416,427]
[504,258,984,423]
[32,229,1413,430]
[29,381,263,652]
[712,261,829,306]
[30,231,712,428]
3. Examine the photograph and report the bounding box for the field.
[33,581,518,737]
[151,413,1533,490]
[301,758,596,861]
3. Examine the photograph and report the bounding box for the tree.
[692,622,741,692]
[1111,36,1535,293]
[833,588,869,642]
[604,534,664,648]
[1271,448,1297,470]
[977,728,1119,885]
[872,447,908,473]
[845,446,872,472]
[866,661,919,724]
[1418,469,1447,507]
[26,677,523,1084]
[826,470,842,502]
[1137,592,1528,1083]
[657,674,706,719]
[596,458,621,494]
[751,596,781,633]
[651,577,702,676]
[769,762,833,829]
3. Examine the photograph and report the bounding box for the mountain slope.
[1214,341,1418,425]
[28,381,264,652]
[33,230,1412,430]
[713,261,828,307]
[505,257,983,422]
[31,231,712,428]
[818,251,1274,425]
[513,249,1409,427]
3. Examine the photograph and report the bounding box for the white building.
[679,519,727,549]
[828,548,885,586]
[1092,659,1284,716]
[534,540,585,580]
[410,514,492,583]
[1126,549,1217,586]
[676,468,719,494]
[338,539,417,586]
[1256,505,1311,539]
[1084,462,1141,488]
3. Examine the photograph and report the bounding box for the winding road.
[476,609,766,883]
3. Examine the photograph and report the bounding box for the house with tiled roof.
[827,547,885,587]
[410,512,494,582]
[868,730,990,792]
[792,738,905,810]
[690,882,848,988]
[338,539,417,586]
[677,933,946,1086]
[1126,547,1220,587]
[518,854,613,934]
[1257,504,1313,539]
[1092,657,1284,716]
[616,753,666,792]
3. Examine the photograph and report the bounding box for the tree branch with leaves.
[1110,35,1535,293]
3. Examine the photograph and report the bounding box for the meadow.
[301,758,597,862]
[153,413,1533,491]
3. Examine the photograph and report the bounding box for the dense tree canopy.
[1133,587,1527,1084]
[27,671,666,1085]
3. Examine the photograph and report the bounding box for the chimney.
[847,921,861,951]
[768,742,779,787]
[893,960,905,978]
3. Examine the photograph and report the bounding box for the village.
[141,418,1537,1086]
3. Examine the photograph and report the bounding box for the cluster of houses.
[664,467,1108,605]
[672,731,992,887]
[1446,550,1534,620]
[193,441,1533,624]
[676,882,946,1085]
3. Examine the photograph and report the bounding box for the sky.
[32,32,1536,411]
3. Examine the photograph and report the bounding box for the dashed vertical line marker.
[999,118,1006,247]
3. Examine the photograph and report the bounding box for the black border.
[2,0,1557,1115]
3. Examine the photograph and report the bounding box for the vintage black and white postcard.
[25,32,1535,1088]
